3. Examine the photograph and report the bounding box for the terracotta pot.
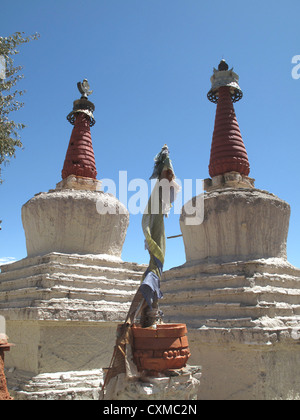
[131,323,191,373]
[0,344,14,400]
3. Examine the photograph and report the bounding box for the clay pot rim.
[131,323,187,338]
[0,344,14,349]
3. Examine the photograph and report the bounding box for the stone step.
[44,273,140,290]
[161,301,300,327]
[0,284,138,307]
[162,259,300,282]
[204,317,257,328]
[0,290,136,309]
[162,286,300,307]
[0,261,144,283]
[162,271,300,293]
[202,316,300,329]
[162,274,250,291]
[0,278,138,298]
[22,370,102,391]
[16,387,99,400]
[0,273,140,293]
[0,253,146,273]
[12,369,103,400]
[0,299,131,322]
[250,273,300,290]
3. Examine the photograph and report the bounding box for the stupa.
[0,80,145,400]
[161,60,300,400]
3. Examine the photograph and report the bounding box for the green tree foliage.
[0,32,39,230]
[0,32,39,184]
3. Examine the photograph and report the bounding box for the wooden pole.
[167,234,183,239]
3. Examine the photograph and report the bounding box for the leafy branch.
[0,32,39,184]
[0,32,39,230]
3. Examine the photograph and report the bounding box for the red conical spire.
[62,112,97,179]
[62,79,97,180]
[207,61,250,178]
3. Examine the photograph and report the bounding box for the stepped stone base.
[0,252,144,324]
[7,368,104,400]
[0,252,145,399]
[161,257,300,400]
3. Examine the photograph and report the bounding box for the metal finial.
[207,60,243,104]
[77,79,93,99]
[67,79,95,127]
[218,59,229,71]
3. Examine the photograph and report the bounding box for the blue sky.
[0,0,300,270]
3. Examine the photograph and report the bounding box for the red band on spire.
[62,113,97,180]
[209,86,250,177]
